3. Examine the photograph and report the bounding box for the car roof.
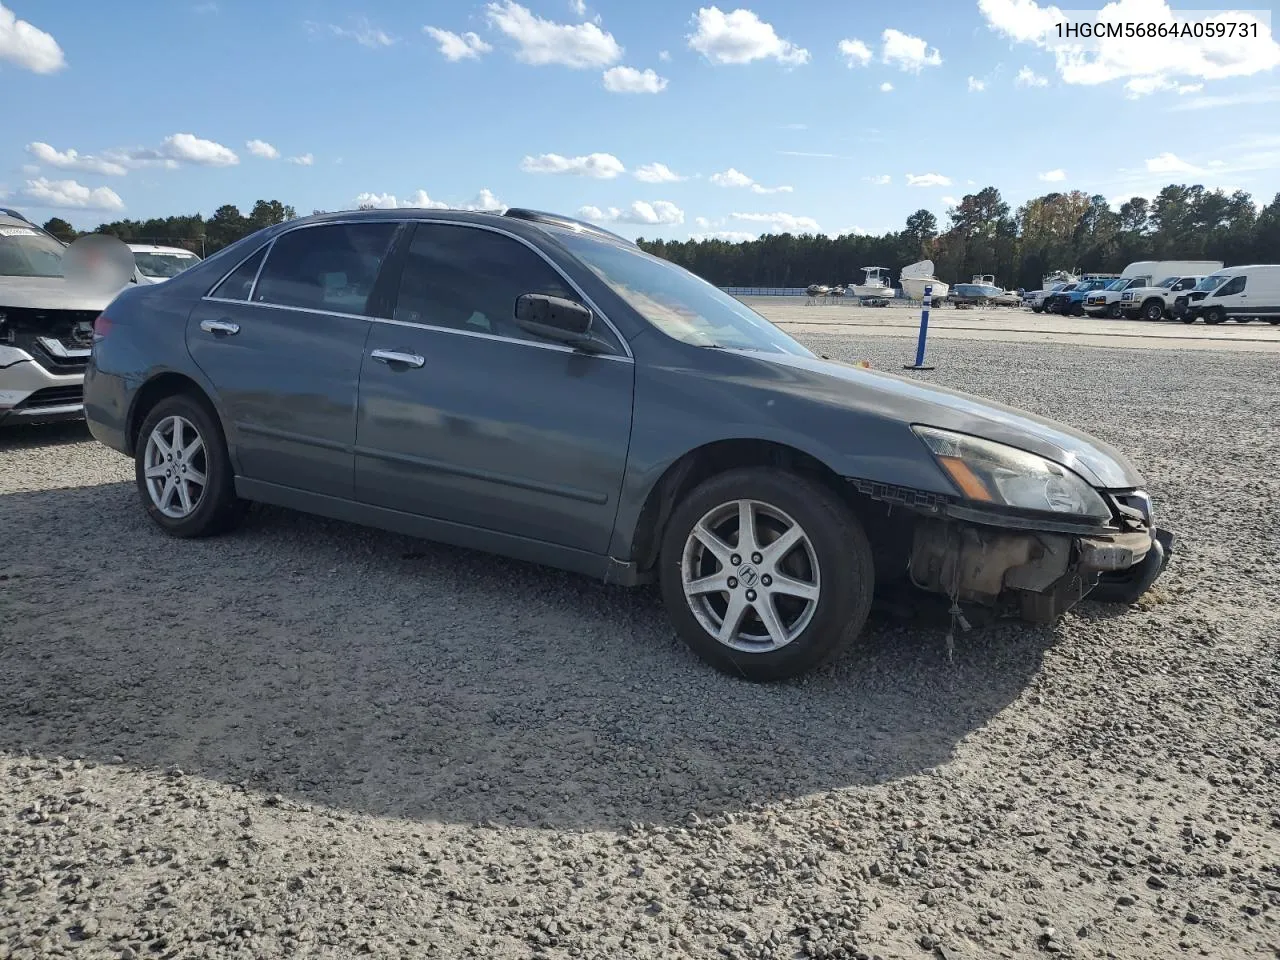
[1,212,48,232]
[277,206,636,246]
[128,243,200,256]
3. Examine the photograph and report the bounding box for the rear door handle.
[371,349,425,368]
[200,318,240,336]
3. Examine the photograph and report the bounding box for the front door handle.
[371,348,425,368]
[200,318,240,336]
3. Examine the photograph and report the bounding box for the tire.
[1203,307,1226,325]
[1181,314,1196,324]
[1141,300,1165,322]
[658,467,875,681]
[1031,303,1043,314]
[1107,302,1122,319]
[1069,301,1085,317]
[134,392,245,538]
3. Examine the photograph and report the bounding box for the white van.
[1179,264,1280,325]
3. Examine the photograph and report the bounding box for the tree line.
[36,183,1280,292]
[635,184,1280,291]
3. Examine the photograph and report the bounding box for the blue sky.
[3,0,1279,239]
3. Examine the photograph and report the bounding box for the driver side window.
[392,223,591,345]
[1215,276,1246,297]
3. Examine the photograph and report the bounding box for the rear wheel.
[135,393,245,538]
[658,468,875,681]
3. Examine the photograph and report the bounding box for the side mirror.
[514,293,606,351]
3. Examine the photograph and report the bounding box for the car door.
[187,220,400,499]
[1209,274,1247,315]
[353,221,635,555]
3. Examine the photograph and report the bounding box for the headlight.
[0,345,30,369]
[914,426,1111,520]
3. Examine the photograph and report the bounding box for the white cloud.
[1015,65,1048,87]
[579,200,685,225]
[1169,86,1280,111]
[838,38,872,67]
[731,211,820,232]
[881,28,941,72]
[941,195,958,205]
[0,2,65,73]
[687,6,809,66]
[464,188,506,212]
[570,0,587,16]
[21,163,39,174]
[634,162,686,183]
[161,133,239,167]
[313,18,396,48]
[25,142,127,177]
[968,75,986,91]
[1145,152,1201,174]
[287,153,314,166]
[906,172,951,187]
[658,49,671,61]
[710,167,792,193]
[978,0,1280,97]
[864,174,892,185]
[603,65,668,92]
[692,230,758,242]
[1038,168,1066,181]
[354,190,451,210]
[1177,82,1203,95]
[486,0,621,67]
[424,26,493,61]
[879,81,894,92]
[245,139,279,160]
[19,178,124,211]
[519,152,625,178]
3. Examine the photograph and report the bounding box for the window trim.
[1213,275,1247,297]
[200,217,633,360]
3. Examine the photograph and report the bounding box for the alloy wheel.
[680,499,821,653]
[143,415,207,519]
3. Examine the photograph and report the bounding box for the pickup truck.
[1044,277,1116,316]
[1118,275,1205,321]
[1082,277,1150,318]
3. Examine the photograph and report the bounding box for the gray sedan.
[83,208,1172,681]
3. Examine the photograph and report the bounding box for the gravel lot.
[2,334,1278,960]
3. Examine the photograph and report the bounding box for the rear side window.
[392,223,580,343]
[253,223,398,315]
[1215,275,1246,297]
[209,247,266,300]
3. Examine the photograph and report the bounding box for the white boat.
[851,266,892,298]
[899,259,949,301]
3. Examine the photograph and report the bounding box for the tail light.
[92,312,113,340]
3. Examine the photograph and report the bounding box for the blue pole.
[905,284,936,371]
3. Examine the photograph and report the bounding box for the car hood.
[0,275,129,310]
[745,350,1144,489]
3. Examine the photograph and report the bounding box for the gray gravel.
[2,335,1278,960]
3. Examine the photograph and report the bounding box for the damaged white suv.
[0,210,140,427]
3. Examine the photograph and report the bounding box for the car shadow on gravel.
[0,421,92,451]
[1,483,1057,831]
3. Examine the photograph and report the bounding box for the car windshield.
[132,252,199,278]
[1059,283,1078,292]
[549,228,812,355]
[0,225,65,277]
[1104,278,1129,290]
[1195,274,1229,292]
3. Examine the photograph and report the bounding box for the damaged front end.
[908,510,1172,623]
[0,306,96,425]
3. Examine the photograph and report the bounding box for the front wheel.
[135,392,245,538]
[1142,300,1165,322]
[1107,302,1122,319]
[1203,307,1226,325]
[658,468,875,681]
[1031,303,1044,314]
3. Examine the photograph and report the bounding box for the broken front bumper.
[909,517,1174,623]
[0,356,85,426]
